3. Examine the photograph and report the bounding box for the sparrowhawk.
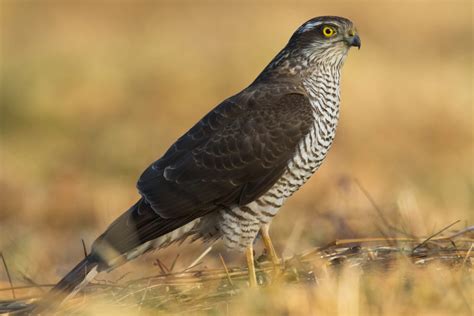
[36,15,361,310]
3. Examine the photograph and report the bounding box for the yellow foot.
[260,224,282,275]
[246,244,257,287]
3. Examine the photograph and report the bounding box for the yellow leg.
[246,244,257,287]
[260,224,281,273]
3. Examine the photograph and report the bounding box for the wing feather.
[137,84,313,218]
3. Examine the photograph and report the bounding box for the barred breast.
[218,67,342,250]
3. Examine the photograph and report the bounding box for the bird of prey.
[37,15,360,310]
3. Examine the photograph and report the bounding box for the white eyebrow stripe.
[297,21,324,33]
[297,21,343,34]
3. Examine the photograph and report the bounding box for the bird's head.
[287,16,360,68]
[257,16,360,82]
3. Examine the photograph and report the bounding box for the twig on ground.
[412,220,460,252]
[1,231,472,314]
[138,278,152,312]
[0,252,15,299]
[462,243,473,267]
[444,226,474,240]
[81,239,88,258]
[170,254,180,273]
[219,254,234,287]
[354,178,414,238]
[184,244,214,272]
[154,258,170,275]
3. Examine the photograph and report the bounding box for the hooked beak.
[345,30,361,49]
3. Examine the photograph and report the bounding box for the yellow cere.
[322,26,336,38]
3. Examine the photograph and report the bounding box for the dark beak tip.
[351,35,361,49]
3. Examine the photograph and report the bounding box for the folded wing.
[138,84,314,219]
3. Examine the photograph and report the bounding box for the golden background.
[1,1,472,315]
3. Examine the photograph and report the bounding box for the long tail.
[31,255,99,313]
[26,198,205,314]
[48,255,99,300]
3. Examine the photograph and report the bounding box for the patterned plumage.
[35,16,360,310]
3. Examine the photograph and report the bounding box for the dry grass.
[1,227,473,315]
[0,1,472,315]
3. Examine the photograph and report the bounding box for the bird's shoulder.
[141,82,311,176]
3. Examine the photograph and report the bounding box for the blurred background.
[0,1,472,314]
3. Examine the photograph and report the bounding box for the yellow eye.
[322,26,336,38]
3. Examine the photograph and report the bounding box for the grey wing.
[137,85,314,219]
